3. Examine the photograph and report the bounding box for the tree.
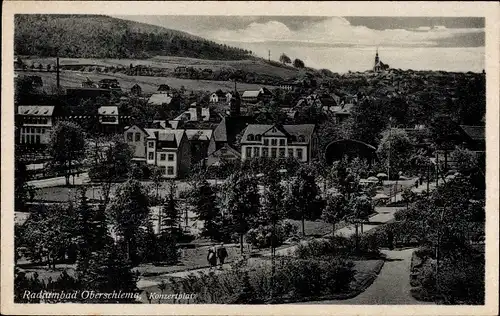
[218,171,260,253]
[88,135,133,209]
[347,99,388,146]
[48,122,86,186]
[162,180,182,240]
[285,166,321,236]
[293,58,305,68]
[107,179,150,264]
[77,243,140,303]
[348,195,373,237]
[19,203,77,269]
[377,128,414,178]
[322,193,349,236]
[449,147,478,175]
[188,174,220,240]
[279,53,291,65]
[74,188,110,268]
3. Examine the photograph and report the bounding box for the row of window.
[159,166,175,175]
[245,146,303,160]
[127,132,142,142]
[21,127,48,134]
[148,152,175,161]
[21,134,41,144]
[246,136,307,144]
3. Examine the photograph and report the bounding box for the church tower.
[373,48,381,72]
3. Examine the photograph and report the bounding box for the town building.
[240,124,316,162]
[157,84,170,93]
[131,84,142,96]
[185,129,214,164]
[241,87,273,103]
[16,105,55,145]
[373,48,389,73]
[123,125,191,178]
[98,106,120,133]
[98,78,121,91]
[66,87,111,104]
[205,144,241,167]
[210,90,227,103]
[211,116,253,154]
[174,105,211,122]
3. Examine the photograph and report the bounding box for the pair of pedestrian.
[207,243,228,270]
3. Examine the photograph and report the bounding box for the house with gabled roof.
[241,87,273,103]
[240,123,315,162]
[124,125,191,178]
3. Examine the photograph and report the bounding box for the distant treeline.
[14,14,253,60]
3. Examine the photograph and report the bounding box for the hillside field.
[21,55,299,80]
[17,70,278,94]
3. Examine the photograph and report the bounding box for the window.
[263,138,269,146]
[21,135,25,143]
[253,147,260,157]
[148,141,154,148]
[279,139,285,146]
[296,148,303,160]
[262,148,269,157]
[245,147,252,158]
[279,148,285,157]
[271,148,277,158]
[168,154,174,161]
[127,132,133,141]
[160,153,166,161]
[148,152,154,160]
[36,128,40,134]
[167,166,174,175]
[160,166,166,174]
[255,135,261,141]
[288,148,294,157]
[135,133,141,142]
[35,135,40,144]
[271,139,277,146]
[298,135,306,142]
[247,134,254,141]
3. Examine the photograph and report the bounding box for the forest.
[14,15,253,60]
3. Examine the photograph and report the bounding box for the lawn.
[17,69,279,95]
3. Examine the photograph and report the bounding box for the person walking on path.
[207,244,217,270]
[217,243,228,270]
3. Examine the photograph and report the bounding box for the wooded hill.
[14,14,253,60]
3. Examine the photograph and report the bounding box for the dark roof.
[158,84,170,91]
[214,116,254,145]
[459,125,485,142]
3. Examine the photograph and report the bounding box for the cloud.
[200,17,484,47]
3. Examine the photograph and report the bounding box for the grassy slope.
[19,70,278,94]
[22,55,299,80]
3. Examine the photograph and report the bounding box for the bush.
[295,235,381,259]
[173,256,356,303]
[246,220,298,249]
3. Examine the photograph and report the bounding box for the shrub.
[246,220,298,249]
[294,235,381,259]
[173,256,355,303]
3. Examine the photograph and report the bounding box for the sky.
[114,15,485,72]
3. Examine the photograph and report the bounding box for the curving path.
[303,248,433,305]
